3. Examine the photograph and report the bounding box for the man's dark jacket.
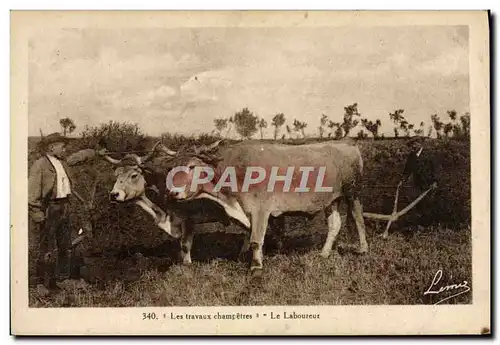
[401,148,437,190]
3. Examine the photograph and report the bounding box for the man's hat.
[408,136,425,147]
[38,132,70,150]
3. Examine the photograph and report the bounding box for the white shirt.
[46,154,72,198]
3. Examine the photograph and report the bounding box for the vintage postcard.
[10,10,490,335]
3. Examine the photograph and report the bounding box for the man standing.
[28,133,83,292]
[398,136,438,226]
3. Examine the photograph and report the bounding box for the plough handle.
[362,185,435,227]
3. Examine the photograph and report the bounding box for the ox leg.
[321,201,342,258]
[350,198,369,253]
[249,209,270,275]
[180,220,194,266]
[136,196,169,231]
[269,216,285,254]
[136,197,182,239]
[238,233,251,262]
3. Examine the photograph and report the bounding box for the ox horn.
[139,141,162,163]
[99,150,142,166]
[194,139,222,155]
[157,143,177,156]
[99,150,122,165]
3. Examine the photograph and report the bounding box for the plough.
[362,184,437,239]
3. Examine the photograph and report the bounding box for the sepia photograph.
[10,10,490,335]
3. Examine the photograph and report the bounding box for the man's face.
[48,142,67,159]
[410,140,422,152]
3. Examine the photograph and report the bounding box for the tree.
[361,118,382,138]
[258,118,268,139]
[443,122,453,137]
[233,108,259,139]
[414,128,424,136]
[356,130,368,140]
[394,128,399,138]
[328,121,344,140]
[341,103,361,138]
[328,121,343,139]
[213,118,228,137]
[460,112,470,138]
[389,109,405,138]
[318,114,329,138]
[399,119,412,137]
[59,117,76,136]
[271,113,286,140]
[414,121,425,136]
[389,109,405,124]
[431,114,443,138]
[447,110,457,121]
[446,109,465,138]
[293,119,307,138]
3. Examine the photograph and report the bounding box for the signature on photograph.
[424,269,471,305]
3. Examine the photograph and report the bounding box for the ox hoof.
[181,257,192,266]
[357,246,368,255]
[379,232,389,240]
[250,267,263,279]
[157,220,171,232]
[320,250,331,259]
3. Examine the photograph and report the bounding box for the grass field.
[27,136,472,307]
[29,219,471,307]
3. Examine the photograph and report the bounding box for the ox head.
[100,141,166,202]
[159,140,224,201]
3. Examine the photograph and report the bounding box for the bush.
[78,121,149,153]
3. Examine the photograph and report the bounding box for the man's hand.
[67,149,100,166]
[431,182,438,189]
[97,148,109,157]
[31,210,45,223]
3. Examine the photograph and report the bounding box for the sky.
[28,26,469,138]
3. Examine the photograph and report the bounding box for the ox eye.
[131,173,139,179]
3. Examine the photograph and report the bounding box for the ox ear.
[114,167,125,177]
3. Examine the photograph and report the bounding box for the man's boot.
[42,252,61,292]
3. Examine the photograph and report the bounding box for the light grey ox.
[161,139,369,276]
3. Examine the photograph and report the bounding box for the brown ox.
[98,141,252,265]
